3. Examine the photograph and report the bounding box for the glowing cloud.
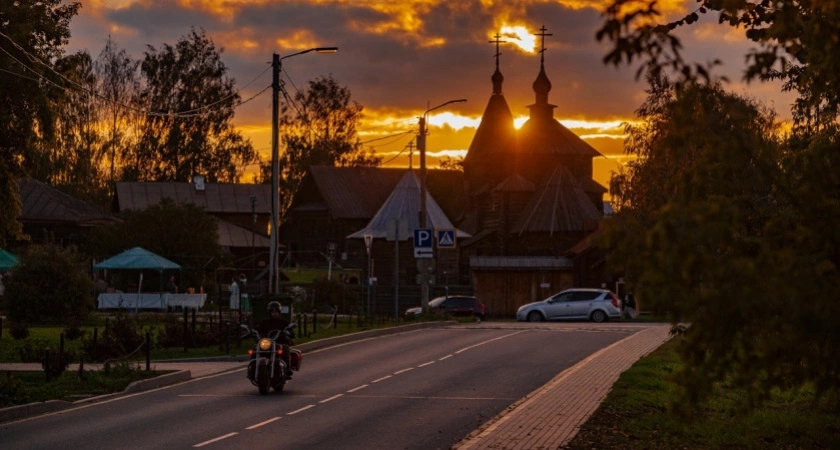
[499,25,536,53]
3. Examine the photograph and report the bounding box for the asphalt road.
[1,324,634,450]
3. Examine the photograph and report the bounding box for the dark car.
[405,295,486,322]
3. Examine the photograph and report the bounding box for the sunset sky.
[66,0,797,191]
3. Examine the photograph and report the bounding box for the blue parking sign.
[413,228,433,249]
[437,229,456,248]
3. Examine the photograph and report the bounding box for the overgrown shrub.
[10,323,29,340]
[82,310,145,362]
[17,338,50,362]
[155,313,225,348]
[41,349,73,379]
[5,243,93,325]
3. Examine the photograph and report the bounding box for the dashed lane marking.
[287,405,315,415]
[439,355,453,361]
[347,384,369,393]
[245,417,281,430]
[394,368,414,375]
[418,361,435,367]
[372,375,392,383]
[454,330,528,354]
[194,432,238,447]
[319,394,344,403]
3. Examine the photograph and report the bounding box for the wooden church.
[279,26,611,316]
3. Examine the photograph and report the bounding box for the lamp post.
[249,194,256,274]
[417,99,466,313]
[269,47,337,294]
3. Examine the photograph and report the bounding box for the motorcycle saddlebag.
[290,349,302,371]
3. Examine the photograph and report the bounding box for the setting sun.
[499,26,536,53]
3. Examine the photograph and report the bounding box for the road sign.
[437,229,456,248]
[413,228,433,249]
[414,248,434,259]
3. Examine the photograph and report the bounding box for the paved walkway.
[452,324,672,449]
[0,361,246,379]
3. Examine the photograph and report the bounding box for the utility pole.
[269,53,280,294]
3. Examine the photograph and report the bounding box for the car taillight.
[610,294,619,308]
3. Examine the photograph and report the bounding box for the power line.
[380,138,416,165]
[0,30,271,118]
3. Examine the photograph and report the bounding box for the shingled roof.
[492,173,535,193]
[463,94,516,167]
[115,182,271,214]
[517,118,604,158]
[214,217,271,249]
[513,165,602,235]
[298,166,466,223]
[347,171,470,239]
[19,178,115,225]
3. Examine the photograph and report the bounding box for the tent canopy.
[0,248,18,271]
[93,247,181,272]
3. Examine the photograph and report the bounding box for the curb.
[0,370,192,425]
[0,321,453,424]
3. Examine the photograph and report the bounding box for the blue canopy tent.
[0,248,18,272]
[93,247,181,311]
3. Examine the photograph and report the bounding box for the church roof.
[492,173,535,193]
[518,117,604,158]
[347,170,470,239]
[513,165,602,235]
[463,93,516,166]
[302,166,466,222]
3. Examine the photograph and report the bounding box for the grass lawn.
[0,367,170,408]
[562,338,840,450]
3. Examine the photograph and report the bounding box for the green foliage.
[599,80,840,410]
[598,0,840,129]
[82,198,226,293]
[126,28,257,183]
[5,243,93,325]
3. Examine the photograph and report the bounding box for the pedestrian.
[167,275,178,294]
[624,291,638,319]
[229,276,240,310]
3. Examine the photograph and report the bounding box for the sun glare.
[500,26,536,53]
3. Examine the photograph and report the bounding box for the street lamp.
[269,46,338,294]
[417,99,466,313]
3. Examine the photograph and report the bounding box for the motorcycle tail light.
[259,339,272,350]
[247,349,254,356]
[276,349,283,355]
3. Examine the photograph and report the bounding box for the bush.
[18,338,50,362]
[5,243,93,325]
[82,310,145,362]
[10,323,29,340]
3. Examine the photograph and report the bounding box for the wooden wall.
[471,269,575,318]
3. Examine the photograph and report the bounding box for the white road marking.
[418,361,435,367]
[454,331,528,354]
[372,375,392,383]
[194,432,238,447]
[347,384,369,393]
[245,417,281,430]
[394,368,414,375]
[439,355,453,361]
[319,394,344,403]
[287,405,315,415]
[352,395,516,400]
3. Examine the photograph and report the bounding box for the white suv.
[516,288,622,323]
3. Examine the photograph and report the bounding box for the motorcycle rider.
[257,301,293,376]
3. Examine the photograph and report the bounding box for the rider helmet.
[267,301,282,313]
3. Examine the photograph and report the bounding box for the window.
[571,291,601,302]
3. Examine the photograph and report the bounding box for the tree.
[94,36,140,184]
[5,243,93,325]
[0,0,80,244]
[126,28,257,183]
[438,155,464,171]
[273,75,381,214]
[597,0,840,130]
[83,198,226,293]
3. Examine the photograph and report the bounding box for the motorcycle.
[240,323,302,394]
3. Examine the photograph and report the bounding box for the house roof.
[300,166,466,222]
[215,217,271,249]
[517,118,604,158]
[347,171,470,239]
[19,178,115,225]
[470,255,574,269]
[513,165,603,235]
[115,182,271,214]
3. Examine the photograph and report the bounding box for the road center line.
[245,417,281,430]
[394,368,414,375]
[347,384,369,393]
[439,355,453,361]
[287,405,315,415]
[454,330,528,354]
[194,432,238,447]
[319,394,344,403]
[372,375,392,383]
[418,361,435,367]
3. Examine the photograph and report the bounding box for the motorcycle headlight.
[258,338,272,350]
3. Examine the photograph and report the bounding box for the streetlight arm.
[424,99,467,118]
[280,47,338,62]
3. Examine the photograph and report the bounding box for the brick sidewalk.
[453,324,672,450]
